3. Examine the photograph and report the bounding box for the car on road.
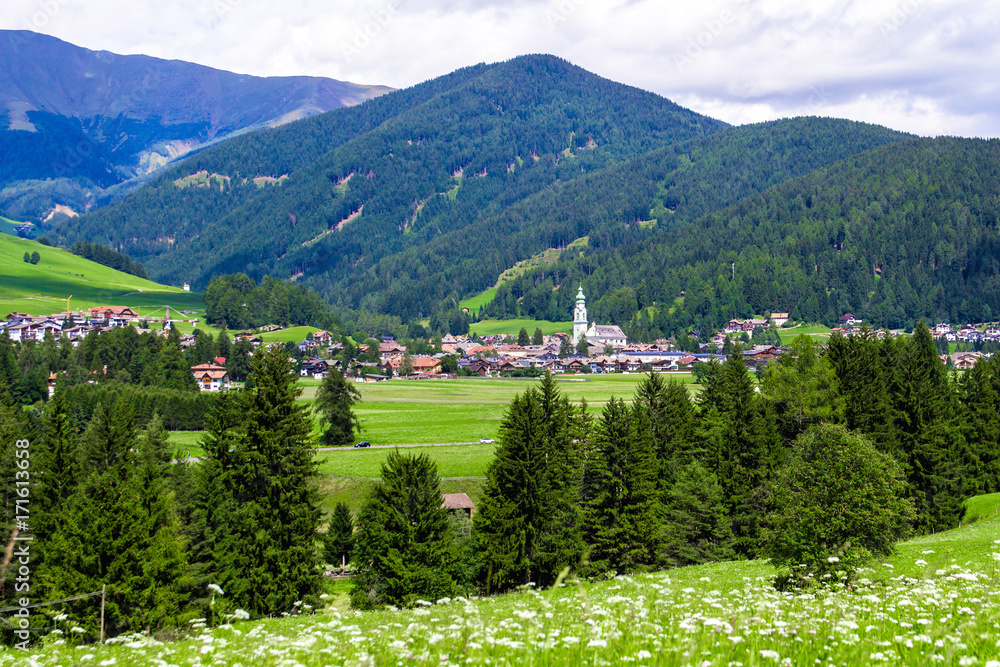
[353,441,371,448]
[479,438,495,444]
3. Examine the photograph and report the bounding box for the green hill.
[0,233,202,317]
[500,135,1000,336]
[50,54,728,320]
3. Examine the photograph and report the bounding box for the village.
[3,292,997,394]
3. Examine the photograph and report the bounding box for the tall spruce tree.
[659,460,735,567]
[890,321,966,532]
[323,502,355,568]
[582,398,660,574]
[351,451,455,608]
[956,356,1000,494]
[314,369,362,446]
[475,374,585,592]
[210,344,322,615]
[698,344,781,557]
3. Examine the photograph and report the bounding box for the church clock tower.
[573,285,588,345]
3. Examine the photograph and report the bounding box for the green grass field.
[0,234,204,318]
[777,323,832,344]
[18,497,1000,665]
[300,375,697,446]
[962,492,1000,524]
[470,318,572,337]
[0,215,27,237]
[458,286,497,312]
[316,443,494,479]
[256,326,322,343]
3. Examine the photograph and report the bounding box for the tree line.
[348,322,998,606]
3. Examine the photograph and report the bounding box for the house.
[441,493,475,518]
[88,306,139,321]
[312,330,333,345]
[769,312,790,326]
[190,363,231,392]
[839,314,860,326]
[411,357,442,374]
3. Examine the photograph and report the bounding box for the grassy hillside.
[0,233,202,316]
[19,497,1000,665]
[470,318,572,337]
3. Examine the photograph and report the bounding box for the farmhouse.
[190,363,231,392]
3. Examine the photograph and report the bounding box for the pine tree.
[582,398,660,574]
[351,451,456,608]
[323,502,355,568]
[890,321,966,532]
[532,327,544,345]
[698,344,781,557]
[475,374,585,592]
[314,369,362,445]
[659,460,735,567]
[517,327,530,346]
[211,344,322,615]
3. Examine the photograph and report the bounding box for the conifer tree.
[659,460,735,567]
[351,451,455,608]
[518,327,530,346]
[323,502,355,568]
[582,398,660,574]
[314,369,362,445]
[475,374,585,592]
[211,344,322,615]
[956,357,1000,494]
[532,327,544,345]
[890,320,966,532]
[698,344,781,557]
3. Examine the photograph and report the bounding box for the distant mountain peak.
[0,29,392,221]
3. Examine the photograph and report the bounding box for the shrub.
[762,424,914,588]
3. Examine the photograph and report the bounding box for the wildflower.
[208,583,225,596]
[637,650,652,660]
[827,556,840,564]
[760,649,780,660]
[416,599,433,607]
[587,639,608,648]
[71,627,86,634]
[233,609,250,621]
[915,559,928,566]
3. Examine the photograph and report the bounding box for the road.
[173,440,491,463]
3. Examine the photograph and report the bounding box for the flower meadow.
[6,518,999,667]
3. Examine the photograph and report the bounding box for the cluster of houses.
[9,305,999,394]
[0,308,143,344]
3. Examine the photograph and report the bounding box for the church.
[572,286,628,349]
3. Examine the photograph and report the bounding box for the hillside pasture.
[0,234,203,317]
[17,499,1000,666]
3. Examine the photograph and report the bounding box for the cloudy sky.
[4,0,999,137]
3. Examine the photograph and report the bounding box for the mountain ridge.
[0,29,392,220]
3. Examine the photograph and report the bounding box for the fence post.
[100,584,106,643]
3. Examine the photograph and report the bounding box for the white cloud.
[2,0,999,136]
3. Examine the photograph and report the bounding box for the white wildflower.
[637,650,652,659]
[827,556,840,564]
[760,650,780,660]
[208,583,224,596]
[587,639,608,648]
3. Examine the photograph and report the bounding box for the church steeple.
[573,284,588,345]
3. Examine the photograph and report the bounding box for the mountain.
[50,54,730,315]
[0,30,391,221]
[495,134,1000,335]
[55,52,999,333]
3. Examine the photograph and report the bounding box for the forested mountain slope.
[499,136,1000,336]
[51,55,730,304]
[0,29,390,220]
